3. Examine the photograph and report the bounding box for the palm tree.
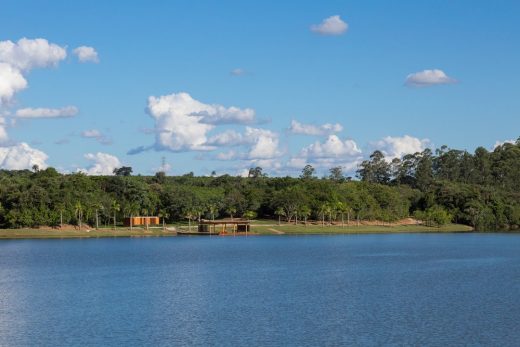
[127,202,140,231]
[111,200,120,230]
[318,203,328,227]
[336,202,348,228]
[299,205,311,226]
[184,208,197,232]
[226,206,237,220]
[208,203,219,221]
[158,209,169,231]
[275,207,285,226]
[74,201,83,230]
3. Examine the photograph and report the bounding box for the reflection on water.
[1,234,520,346]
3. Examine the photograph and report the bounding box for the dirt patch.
[268,228,285,234]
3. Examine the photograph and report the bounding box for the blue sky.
[0,0,519,176]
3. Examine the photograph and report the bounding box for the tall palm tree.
[275,207,285,226]
[184,208,197,232]
[111,200,120,230]
[208,203,219,221]
[74,201,83,230]
[318,203,328,227]
[299,205,311,226]
[127,202,140,231]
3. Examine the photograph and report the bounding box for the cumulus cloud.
[206,130,245,146]
[289,120,343,136]
[81,152,121,175]
[136,92,256,153]
[0,63,28,105]
[311,15,348,36]
[405,69,456,87]
[372,135,430,159]
[286,135,362,173]
[246,127,281,159]
[301,135,361,158]
[0,117,8,143]
[0,38,67,72]
[0,142,48,170]
[73,46,99,63]
[15,106,78,118]
[81,129,112,145]
[0,38,67,105]
[208,127,282,160]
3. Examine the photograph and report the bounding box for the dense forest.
[1,139,520,231]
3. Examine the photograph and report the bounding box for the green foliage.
[1,138,520,230]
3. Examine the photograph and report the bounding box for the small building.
[123,216,160,227]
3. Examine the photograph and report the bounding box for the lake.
[1,234,520,346]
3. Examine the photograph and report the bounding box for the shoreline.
[0,223,483,240]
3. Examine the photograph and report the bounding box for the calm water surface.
[1,234,520,346]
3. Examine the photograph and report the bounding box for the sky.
[0,0,519,176]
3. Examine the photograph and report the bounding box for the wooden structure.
[198,219,250,234]
[176,219,251,235]
[123,216,160,227]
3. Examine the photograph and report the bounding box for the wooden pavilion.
[195,218,251,235]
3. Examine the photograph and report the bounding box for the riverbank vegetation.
[0,139,519,231]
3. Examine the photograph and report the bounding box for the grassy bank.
[0,222,474,239]
[252,223,474,235]
[0,228,177,239]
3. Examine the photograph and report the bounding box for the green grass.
[252,223,473,235]
[0,221,474,239]
[0,227,176,239]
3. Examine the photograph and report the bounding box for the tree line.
[0,138,519,230]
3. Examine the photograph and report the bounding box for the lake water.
[1,234,520,346]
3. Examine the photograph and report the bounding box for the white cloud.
[81,129,112,145]
[286,135,362,173]
[0,117,9,143]
[81,152,121,175]
[15,106,78,118]
[206,130,245,146]
[142,92,256,153]
[0,38,66,72]
[73,46,99,63]
[195,105,255,125]
[245,127,281,159]
[0,63,28,105]
[493,139,516,149]
[311,15,348,36]
[0,38,67,105]
[230,68,245,76]
[301,135,361,158]
[289,120,343,136]
[0,142,48,170]
[372,135,430,159]
[405,69,456,87]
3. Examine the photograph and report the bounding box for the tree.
[226,206,237,220]
[111,200,120,230]
[248,167,265,178]
[300,165,316,180]
[329,166,344,182]
[74,201,83,230]
[357,150,391,184]
[275,207,285,225]
[183,208,197,232]
[298,205,311,226]
[113,166,133,176]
